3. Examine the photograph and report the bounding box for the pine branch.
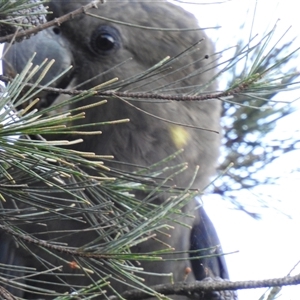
[0,0,104,42]
[111,274,300,300]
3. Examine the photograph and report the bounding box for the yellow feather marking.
[169,125,190,149]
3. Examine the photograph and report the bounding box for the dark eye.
[90,26,121,55]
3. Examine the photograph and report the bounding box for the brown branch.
[2,226,300,298]
[0,74,261,102]
[0,224,163,261]
[0,0,103,43]
[0,286,17,300]
[110,274,300,300]
[0,224,118,259]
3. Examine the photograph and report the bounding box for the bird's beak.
[2,27,73,109]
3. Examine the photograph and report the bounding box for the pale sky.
[177,1,300,299]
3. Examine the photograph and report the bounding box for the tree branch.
[0,286,17,300]
[0,0,103,43]
[0,74,261,102]
[110,274,300,300]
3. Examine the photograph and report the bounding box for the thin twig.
[0,286,17,300]
[0,0,103,43]
[110,274,300,300]
[0,74,261,102]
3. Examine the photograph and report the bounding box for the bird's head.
[3,0,216,109]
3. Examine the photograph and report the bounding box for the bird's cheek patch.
[168,125,190,149]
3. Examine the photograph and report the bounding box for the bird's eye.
[90,26,121,55]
